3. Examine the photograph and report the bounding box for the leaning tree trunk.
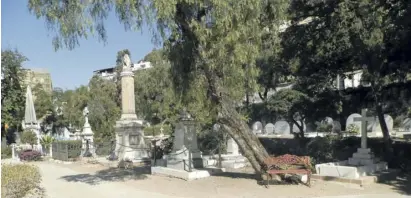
[375,100,393,160]
[218,98,270,174]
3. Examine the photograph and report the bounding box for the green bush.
[1,146,12,159]
[55,140,82,159]
[21,130,38,147]
[1,164,42,198]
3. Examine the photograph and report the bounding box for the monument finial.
[123,54,132,69]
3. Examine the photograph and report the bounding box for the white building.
[93,61,152,80]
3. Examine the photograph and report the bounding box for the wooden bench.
[262,155,312,188]
[265,168,311,187]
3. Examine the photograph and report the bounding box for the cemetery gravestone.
[264,123,275,134]
[227,138,240,156]
[274,120,290,135]
[324,117,334,125]
[252,121,263,134]
[372,114,394,132]
[403,118,411,131]
[346,113,362,133]
[292,121,306,133]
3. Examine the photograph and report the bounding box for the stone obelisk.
[111,54,149,162]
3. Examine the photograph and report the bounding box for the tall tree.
[32,83,53,121]
[282,0,411,155]
[28,0,290,174]
[88,76,120,140]
[135,49,181,125]
[1,49,27,137]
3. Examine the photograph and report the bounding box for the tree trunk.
[291,119,304,138]
[375,101,393,160]
[218,99,270,174]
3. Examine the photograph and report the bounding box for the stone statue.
[83,107,89,124]
[123,54,132,69]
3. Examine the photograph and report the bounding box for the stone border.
[312,169,400,186]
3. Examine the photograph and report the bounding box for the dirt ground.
[45,160,410,198]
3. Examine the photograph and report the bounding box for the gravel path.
[36,162,179,198]
[34,161,410,198]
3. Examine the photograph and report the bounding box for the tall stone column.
[120,67,138,120]
[110,54,149,162]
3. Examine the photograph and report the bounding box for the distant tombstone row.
[346,113,394,133]
[251,113,408,135]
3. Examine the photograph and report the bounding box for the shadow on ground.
[378,173,411,195]
[213,171,305,186]
[60,166,150,185]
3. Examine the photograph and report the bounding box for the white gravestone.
[252,121,263,134]
[227,138,240,156]
[403,118,411,131]
[323,117,334,125]
[264,123,275,134]
[274,120,290,135]
[371,114,394,132]
[292,121,306,133]
[346,113,362,133]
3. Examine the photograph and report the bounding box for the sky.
[1,0,156,89]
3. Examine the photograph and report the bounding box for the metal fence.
[52,141,83,161]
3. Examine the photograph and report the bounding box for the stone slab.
[151,167,211,181]
[348,157,379,166]
[316,161,388,179]
[312,169,399,186]
[352,153,374,159]
[357,148,371,154]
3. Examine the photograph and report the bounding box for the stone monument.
[314,109,388,180]
[111,54,149,162]
[81,107,95,157]
[22,85,41,151]
[349,109,381,165]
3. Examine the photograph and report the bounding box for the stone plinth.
[315,160,388,179]
[348,148,381,166]
[315,148,388,180]
[202,154,247,169]
[113,120,149,162]
[151,167,211,181]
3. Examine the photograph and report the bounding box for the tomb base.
[111,119,150,162]
[202,154,248,169]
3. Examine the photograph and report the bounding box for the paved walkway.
[37,162,180,198]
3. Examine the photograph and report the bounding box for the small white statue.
[83,107,89,124]
[123,54,132,69]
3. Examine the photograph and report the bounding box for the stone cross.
[353,109,374,149]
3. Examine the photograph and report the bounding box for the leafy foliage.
[266,89,311,134]
[135,49,182,125]
[88,76,120,140]
[21,130,38,147]
[1,145,12,159]
[1,49,26,136]
[40,135,54,149]
[1,164,42,198]
[32,83,53,121]
[18,149,42,161]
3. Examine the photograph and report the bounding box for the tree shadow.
[59,166,150,185]
[213,171,304,186]
[377,173,411,195]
